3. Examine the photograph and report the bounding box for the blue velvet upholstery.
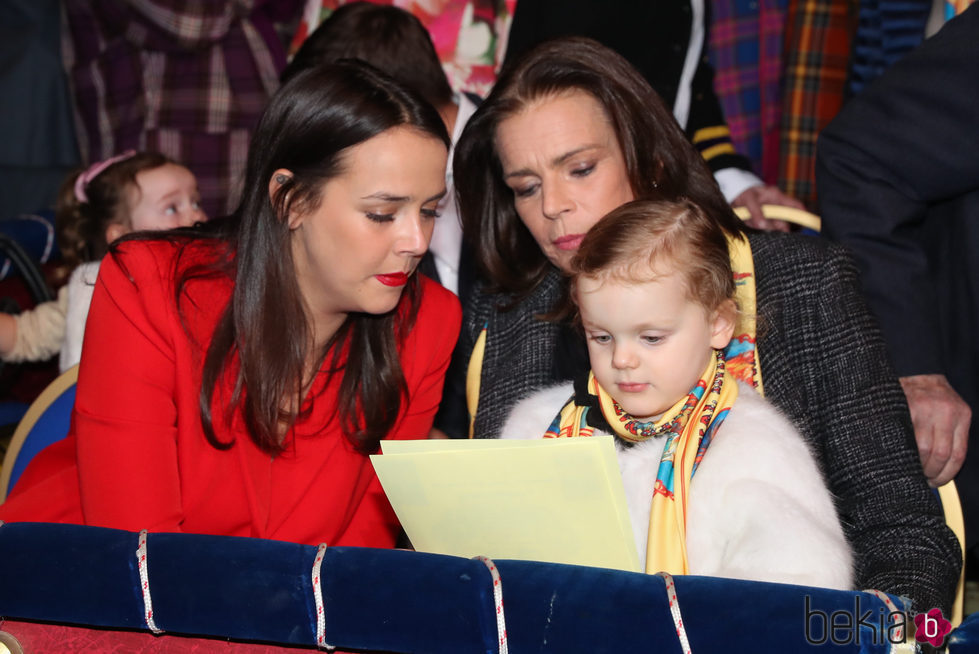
[0,522,952,652]
[5,383,75,492]
[951,612,979,650]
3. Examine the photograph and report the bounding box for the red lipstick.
[375,272,409,287]
[553,234,585,251]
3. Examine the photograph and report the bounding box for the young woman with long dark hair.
[0,61,461,548]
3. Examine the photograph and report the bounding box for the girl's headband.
[73,150,138,204]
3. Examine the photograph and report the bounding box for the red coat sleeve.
[75,242,188,532]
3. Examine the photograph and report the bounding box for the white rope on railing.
[474,555,508,654]
[135,530,163,634]
[657,571,692,654]
[863,588,905,652]
[311,543,334,650]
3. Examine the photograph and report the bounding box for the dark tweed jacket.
[438,231,960,614]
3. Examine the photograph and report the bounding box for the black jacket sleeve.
[816,5,979,377]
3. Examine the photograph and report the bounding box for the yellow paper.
[371,436,640,572]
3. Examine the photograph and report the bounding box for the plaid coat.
[62,0,303,218]
[777,0,857,210]
[438,231,960,614]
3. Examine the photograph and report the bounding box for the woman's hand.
[732,185,805,232]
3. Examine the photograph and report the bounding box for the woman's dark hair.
[281,2,454,110]
[454,36,744,297]
[57,151,172,274]
[169,61,449,455]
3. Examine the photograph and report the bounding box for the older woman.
[437,37,959,614]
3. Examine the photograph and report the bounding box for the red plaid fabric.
[778,0,857,211]
[709,0,789,185]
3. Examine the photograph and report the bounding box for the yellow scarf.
[544,351,737,574]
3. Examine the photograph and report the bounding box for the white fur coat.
[501,380,853,590]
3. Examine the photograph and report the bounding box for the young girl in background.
[502,199,852,589]
[0,152,205,371]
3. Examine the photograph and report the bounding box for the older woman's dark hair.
[454,36,744,297]
[281,2,454,110]
[182,62,449,455]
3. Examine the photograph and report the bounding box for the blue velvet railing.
[0,522,960,652]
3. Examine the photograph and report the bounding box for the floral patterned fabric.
[290,0,517,95]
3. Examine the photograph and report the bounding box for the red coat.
[1,239,461,548]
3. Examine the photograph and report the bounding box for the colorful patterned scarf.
[723,234,762,394]
[465,234,762,437]
[544,350,737,574]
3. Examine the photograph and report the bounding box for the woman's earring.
[652,179,659,189]
[275,174,290,185]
